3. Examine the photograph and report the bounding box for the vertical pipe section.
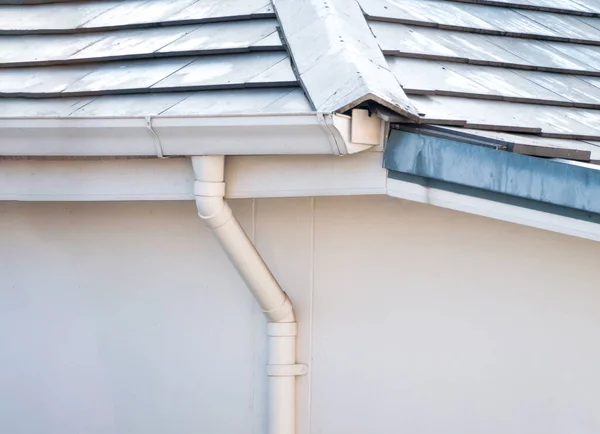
[192,156,302,434]
[268,323,297,434]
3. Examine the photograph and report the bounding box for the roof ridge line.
[272,0,420,120]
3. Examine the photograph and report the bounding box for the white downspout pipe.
[192,156,306,434]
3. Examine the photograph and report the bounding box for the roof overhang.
[384,129,600,242]
[0,110,384,157]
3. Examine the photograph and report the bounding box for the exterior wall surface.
[1,197,599,434]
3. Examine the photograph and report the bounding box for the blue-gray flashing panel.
[384,130,600,215]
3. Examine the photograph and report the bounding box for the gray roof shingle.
[361,0,600,156]
[2,0,600,161]
[0,0,313,117]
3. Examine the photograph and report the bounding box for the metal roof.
[2,0,600,161]
[0,0,315,117]
[0,0,418,120]
[358,0,600,160]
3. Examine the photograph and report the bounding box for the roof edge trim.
[384,130,600,215]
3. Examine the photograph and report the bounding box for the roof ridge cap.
[273,0,420,120]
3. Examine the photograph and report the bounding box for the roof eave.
[0,111,384,157]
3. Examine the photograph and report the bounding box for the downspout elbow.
[192,156,295,323]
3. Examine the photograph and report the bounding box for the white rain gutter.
[0,111,382,157]
[192,155,307,434]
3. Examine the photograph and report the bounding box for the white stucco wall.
[1,197,599,434]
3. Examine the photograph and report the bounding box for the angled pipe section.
[192,155,305,434]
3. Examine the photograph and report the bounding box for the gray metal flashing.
[384,129,600,214]
[435,126,600,160]
[272,0,420,119]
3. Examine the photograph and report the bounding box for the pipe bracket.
[267,364,308,377]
